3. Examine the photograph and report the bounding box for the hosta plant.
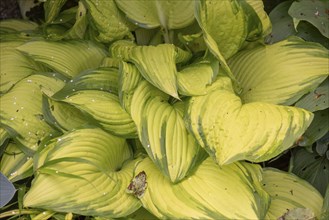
[0,0,328,219]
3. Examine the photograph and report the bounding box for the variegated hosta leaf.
[109,40,136,61]
[177,60,234,96]
[1,142,27,175]
[195,0,247,60]
[0,19,38,32]
[229,37,329,105]
[43,96,95,132]
[0,41,46,93]
[129,44,179,99]
[48,1,88,40]
[194,0,242,82]
[83,0,133,43]
[243,0,271,40]
[118,61,143,114]
[186,89,313,165]
[131,81,202,183]
[0,74,65,153]
[53,90,137,138]
[16,40,106,78]
[0,142,33,182]
[23,128,141,217]
[65,1,88,39]
[44,0,67,24]
[54,67,119,96]
[115,0,195,29]
[101,57,121,69]
[177,57,217,96]
[0,127,10,146]
[262,168,323,219]
[132,157,270,219]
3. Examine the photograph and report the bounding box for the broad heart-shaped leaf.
[115,0,194,29]
[186,89,313,165]
[0,172,16,208]
[53,90,137,138]
[0,74,65,154]
[229,37,329,105]
[0,41,47,93]
[84,0,133,43]
[16,40,106,78]
[128,44,179,99]
[130,81,202,183]
[288,0,329,38]
[23,128,141,217]
[291,148,329,196]
[132,157,270,219]
[262,168,323,219]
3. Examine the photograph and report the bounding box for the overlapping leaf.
[129,44,179,99]
[131,81,202,182]
[243,0,271,40]
[53,90,137,138]
[16,40,106,78]
[132,157,269,219]
[291,148,329,196]
[186,89,313,165]
[288,0,329,38]
[45,2,88,40]
[262,168,323,219]
[229,37,329,105]
[0,41,46,93]
[84,0,133,42]
[43,96,94,132]
[0,74,65,153]
[0,128,9,146]
[23,128,141,217]
[295,78,329,112]
[195,0,247,60]
[0,19,38,32]
[54,67,119,96]
[177,56,218,96]
[0,142,33,182]
[118,61,143,114]
[115,0,195,29]
[44,0,67,24]
[297,109,329,147]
